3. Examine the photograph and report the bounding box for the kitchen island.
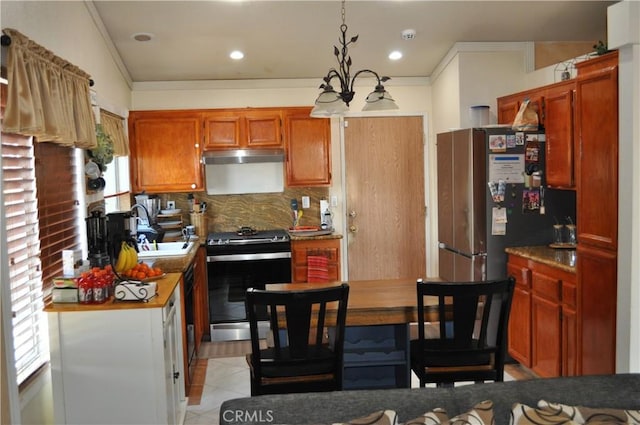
[45,273,187,425]
[135,240,209,393]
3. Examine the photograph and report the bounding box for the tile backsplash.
[151,188,329,233]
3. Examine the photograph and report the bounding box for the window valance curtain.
[2,28,97,148]
[100,109,129,156]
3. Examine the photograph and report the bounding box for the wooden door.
[202,111,242,149]
[575,58,618,250]
[531,271,562,378]
[544,82,575,188]
[506,258,532,367]
[497,95,520,125]
[244,109,283,148]
[284,107,331,186]
[129,110,203,193]
[344,116,425,281]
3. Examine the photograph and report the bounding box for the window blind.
[34,142,82,293]
[2,131,46,385]
[2,82,81,385]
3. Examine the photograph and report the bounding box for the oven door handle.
[207,252,292,262]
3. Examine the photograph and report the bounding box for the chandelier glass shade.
[310,1,399,117]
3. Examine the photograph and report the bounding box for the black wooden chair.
[245,283,350,396]
[410,277,515,387]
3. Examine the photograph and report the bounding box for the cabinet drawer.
[562,283,577,308]
[532,272,560,302]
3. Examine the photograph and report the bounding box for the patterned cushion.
[537,400,640,424]
[511,401,640,424]
[405,400,494,425]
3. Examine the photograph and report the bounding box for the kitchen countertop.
[44,272,182,312]
[289,233,343,241]
[505,245,577,273]
[143,239,202,273]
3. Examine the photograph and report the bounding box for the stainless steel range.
[206,227,291,341]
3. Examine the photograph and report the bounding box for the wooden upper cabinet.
[202,108,283,150]
[497,94,520,125]
[497,90,545,127]
[128,110,203,193]
[544,81,575,189]
[575,52,618,251]
[283,107,331,187]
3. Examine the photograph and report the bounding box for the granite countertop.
[505,245,577,273]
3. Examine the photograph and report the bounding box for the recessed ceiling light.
[389,51,403,61]
[132,32,154,42]
[230,50,244,60]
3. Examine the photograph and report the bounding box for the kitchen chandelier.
[310,0,399,117]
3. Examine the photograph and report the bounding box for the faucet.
[130,203,151,227]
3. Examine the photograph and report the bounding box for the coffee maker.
[86,211,110,267]
[106,211,137,263]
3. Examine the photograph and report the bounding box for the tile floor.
[183,356,529,425]
[185,356,250,425]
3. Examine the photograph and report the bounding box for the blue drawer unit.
[342,324,410,389]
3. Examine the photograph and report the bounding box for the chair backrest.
[246,283,350,378]
[416,277,515,355]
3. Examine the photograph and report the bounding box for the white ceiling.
[89,0,613,83]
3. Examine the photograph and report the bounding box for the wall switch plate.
[167,201,176,210]
[331,196,338,207]
[301,196,310,209]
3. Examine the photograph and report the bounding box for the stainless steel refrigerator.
[436,128,575,281]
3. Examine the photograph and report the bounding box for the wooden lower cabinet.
[507,257,532,367]
[507,254,577,377]
[291,238,341,283]
[576,244,617,375]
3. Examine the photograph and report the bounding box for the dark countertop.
[505,245,576,273]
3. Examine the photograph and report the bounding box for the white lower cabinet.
[47,282,186,424]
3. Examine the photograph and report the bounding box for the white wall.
[1,1,131,112]
[608,0,640,373]
[458,51,527,128]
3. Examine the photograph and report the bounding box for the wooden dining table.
[266,277,443,390]
[266,277,442,326]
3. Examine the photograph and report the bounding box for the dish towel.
[307,255,329,283]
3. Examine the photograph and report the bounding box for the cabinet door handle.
[173,371,180,380]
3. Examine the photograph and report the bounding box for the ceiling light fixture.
[230,50,244,60]
[132,32,154,42]
[310,0,398,117]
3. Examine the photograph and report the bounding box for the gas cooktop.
[206,227,290,245]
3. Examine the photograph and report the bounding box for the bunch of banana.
[114,241,139,273]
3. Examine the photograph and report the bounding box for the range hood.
[202,149,285,165]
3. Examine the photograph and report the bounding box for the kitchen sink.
[137,241,195,258]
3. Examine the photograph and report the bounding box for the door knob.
[349,225,357,233]
[349,210,357,218]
